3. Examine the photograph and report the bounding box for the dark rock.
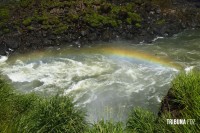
[126,33,134,40]
[127,25,133,30]
[153,25,168,36]
[4,36,20,49]
[88,32,98,41]
[156,9,161,14]
[143,34,155,43]
[73,41,81,48]
[0,41,7,55]
[48,34,57,40]
[101,30,112,41]
[42,31,47,37]
[81,30,88,36]
[43,38,53,46]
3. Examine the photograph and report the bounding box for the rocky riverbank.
[0,0,200,55]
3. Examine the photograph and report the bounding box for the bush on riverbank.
[0,71,200,132]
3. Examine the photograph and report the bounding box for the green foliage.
[22,17,32,26]
[68,12,80,22]
[111,6,121,14]
[170,71,200,118]
[27,26,34,31]
[0,8,10,28]
[135,23,142,28]
[34,15,49,24]
[0,77,38,132]
[19,0,33,8]
[0,8,9,20]
[127,12,142,24]
[84,13,103,27]
[126,3,135,11]
[84,13,118,27]
[156,19,166,25]
[0,77,87,133]
[2,28,10,33]
[0,0,145,35]
[86,120,124,133]
[53,24,68,34]
[13,96,87,133]
[49,17,61,25]
[126,108,156,132]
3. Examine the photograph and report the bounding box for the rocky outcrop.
[0,0,200,55]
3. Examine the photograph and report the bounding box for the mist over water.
[0,29,200,122]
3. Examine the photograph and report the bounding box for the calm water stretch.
[0,29,200,122]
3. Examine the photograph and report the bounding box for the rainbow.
[6,46,182,70]
[96,47,182,70]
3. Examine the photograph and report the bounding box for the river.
[0,29,200,122]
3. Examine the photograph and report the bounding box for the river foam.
[0,56,8,63]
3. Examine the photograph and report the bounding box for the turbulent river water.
[0,29,200,122]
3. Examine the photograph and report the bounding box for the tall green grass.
[0,77,87,133]
[86,120,124,133]
[0,71,200,132]
[0,77,38,132]
[170,71,200,119]
[11,96,87,133]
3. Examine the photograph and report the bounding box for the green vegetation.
[0,71,200,132]
[0,76,38,132]
[169,71,200,119]
[0,8,9,20]
[126,12,142,24]
[84,13,118,27]
[135,23,142,28]
[156,19,166,25]
[0,77,87,133]
[19,0,34,8]
[12,96,86,133]
[126,108,157,132]
[86,120,124,133]
[22,17,32,26]
[53,24,68,34]
[0,0,145,35]
[0,7,10,33]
